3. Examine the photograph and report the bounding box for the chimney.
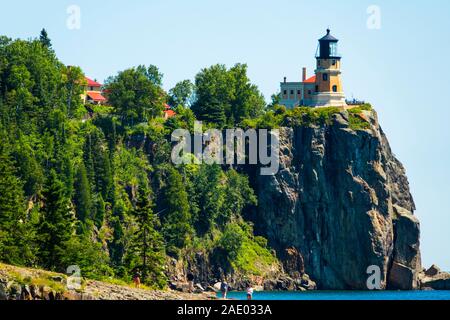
[284,77,287,83]
[302,68,307,82]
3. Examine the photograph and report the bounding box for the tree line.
[0,30,279,288]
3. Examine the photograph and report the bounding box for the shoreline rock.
[0,263,215,300]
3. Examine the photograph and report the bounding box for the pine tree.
[93,194,105,229]
[74,162,93,225]
[37,170,75,271]
[161,167,192,256]
[39,28,52,48]
[0,148,35,265]
[126,189,166,288]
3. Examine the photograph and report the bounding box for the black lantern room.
[316,29,340,59]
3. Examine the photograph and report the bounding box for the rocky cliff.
[249,109,422,290]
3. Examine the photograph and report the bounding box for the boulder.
[205,286,217,293]
[29,284,40,300]
[281,247,305,278]
[63,291,83,300]
[421,278,450,290]
[7,282,22,300]
[0,283,7,300]
[194,283,205,292]
[300,274,317,290]
[213,282,222,291]
[169,281,191,293]
[41,286,55,300]
[388,207,421,290]
[21,285,32,300]
[419,269,450,290]
[388,262,416,290]
[424,265,441,277]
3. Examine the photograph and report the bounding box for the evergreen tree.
[126,189,166,288]
[74,162,93,225]
[219,170,257,227]
[39,28,52,48]
[192,164,224,235]
[93,194,106,229]
[83,130,113,202]
[0,147,35,265]
[37,170,74,271]
[161,167,192,256]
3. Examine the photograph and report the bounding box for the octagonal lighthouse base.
[311,92,347,108]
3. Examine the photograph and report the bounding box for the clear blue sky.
[1,0,449,270]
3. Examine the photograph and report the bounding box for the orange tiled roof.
[85,77,102,87]
[87,91,107,102]
[304,75,316,83]
[164,109,176,118]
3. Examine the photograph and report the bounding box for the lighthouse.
[311,29,347,107]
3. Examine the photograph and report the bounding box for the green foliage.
[160,167,193,256]
[348,113,371,130]
[287,106,341,127]
[104,65,166,125]
[164,105,197,132]
[0,145,36,265]
[216,222,277,276]
[191,64,266,128]
[74,162,93,225]
[37,170,75,271]
[347,104,372,130]
[0,37,83,128]
[60,235,113,279]
[39,29,52,49]
[168,79,194,107]
[242,104,373,130]
[124,189,167,289]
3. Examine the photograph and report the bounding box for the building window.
[333,85,338,92]
[297,90,301,95]
[322,74,328,81]
[315,85,319,92]
[290,90,294,95]
[283,90,287,95]
[332,60,336,66]
[308,90,312,95]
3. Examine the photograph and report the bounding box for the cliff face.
[251,110,421,290]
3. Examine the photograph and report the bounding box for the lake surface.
[220,290,450,300]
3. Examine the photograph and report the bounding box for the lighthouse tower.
[311,29,347,107]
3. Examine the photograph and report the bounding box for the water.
[220,290,450,300]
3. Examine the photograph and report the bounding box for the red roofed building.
[304,75,316,83]
[83,76,107,105]
[86,77,102,90]
[163,104,176,119]
[280,70,317,108]
[87,91,107,103]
